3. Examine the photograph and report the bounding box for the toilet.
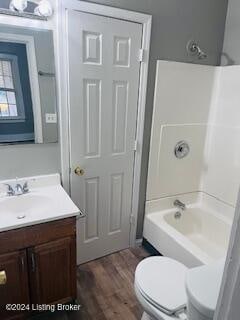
[134,256,225,320]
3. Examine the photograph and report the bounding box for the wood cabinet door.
[0,250,30,320]
[28,237,76,305]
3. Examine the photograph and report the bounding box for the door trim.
[57,0,152,247]
[214,188,240,320]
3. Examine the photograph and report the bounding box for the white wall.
[202,66,240,207]
[147,61,216,200]
[147,61,240,211]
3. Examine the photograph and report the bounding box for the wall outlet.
[45,113,57,123]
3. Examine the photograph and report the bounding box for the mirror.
[0,24,57,144]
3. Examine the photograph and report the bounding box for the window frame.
[0,33,43,143]
[0,53,26,123]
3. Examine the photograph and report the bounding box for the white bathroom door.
[67,10,142,264]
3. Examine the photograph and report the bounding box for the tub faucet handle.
[22,181,29,193]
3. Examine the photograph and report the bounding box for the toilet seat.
[135,257,188,316]
[135,283,183,320]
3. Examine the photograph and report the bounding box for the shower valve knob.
[174,141,190,159]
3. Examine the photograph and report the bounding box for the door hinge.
[133,140,138,152]
[130,214,135,225]
[138,48,144,62]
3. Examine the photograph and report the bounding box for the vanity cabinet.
[0,250,30,319]
[29,237,76,305]
[0,217,77,320]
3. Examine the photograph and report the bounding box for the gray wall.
[0,143,60,179]
[221,0,240,65]
[83,0,228,237]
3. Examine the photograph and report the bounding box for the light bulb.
[34,0,53,17]
[9,0,28,12]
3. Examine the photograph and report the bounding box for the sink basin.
[0,194,53,216]
[0,174,80,232]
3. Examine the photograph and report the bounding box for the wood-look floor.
[33,247,150,320]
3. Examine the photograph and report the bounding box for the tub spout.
[174,199,186,211]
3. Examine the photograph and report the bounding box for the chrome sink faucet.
[5,181,29,196]
[173,199,186,211]
[5,184,15,196]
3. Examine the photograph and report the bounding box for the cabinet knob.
[0,271,7,285]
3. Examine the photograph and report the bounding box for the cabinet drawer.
[0,217,76,254]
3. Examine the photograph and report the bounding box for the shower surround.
[144,61,240,266]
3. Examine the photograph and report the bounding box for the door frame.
[57,0,152,246]
[214,187,240,320]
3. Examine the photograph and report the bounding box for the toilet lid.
[186,259,225,318]
[135,257,188,315]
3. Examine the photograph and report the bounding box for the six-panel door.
[67,10,143,264]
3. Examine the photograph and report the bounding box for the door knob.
[74,166,85,176]
[0,271,7,285]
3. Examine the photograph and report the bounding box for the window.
[0,54,25,121]
[0,42,34,143]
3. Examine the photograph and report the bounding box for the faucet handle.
[22,181,29,193]
[4,184,15,196]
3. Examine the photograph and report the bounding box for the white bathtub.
[143,192,233,267]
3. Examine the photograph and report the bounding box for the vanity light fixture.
[8,0,53,19]
[34,0,53,17]
[9,0,27,12]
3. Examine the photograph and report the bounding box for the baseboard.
[135,238,143,247]
[142,238,162,256]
